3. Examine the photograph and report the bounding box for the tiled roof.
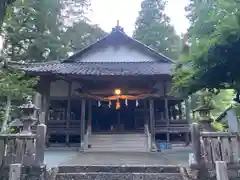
[65,26,174,63]
[22,61,173,76]
[20,25,174,76]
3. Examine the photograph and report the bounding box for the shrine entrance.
[91,99,143,133]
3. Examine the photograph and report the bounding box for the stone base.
[58,165,180,173]
[56,165,183,180]
[56,172,182,180]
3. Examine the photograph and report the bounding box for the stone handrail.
[144,124,152,152]
[83,125,91,150]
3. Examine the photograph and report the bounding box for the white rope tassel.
[98,100,101,107]
[136,100,139,107]
[125,98,128,106]
[108,100,112,108]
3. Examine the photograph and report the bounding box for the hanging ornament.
[98,100,101,107]
[136,99,139,107]
[108,100,112,108]
[125,98,128,106]
[116,98,120,110]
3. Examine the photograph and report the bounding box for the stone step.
[58,165,180,173]
[56,172,183,180]
[87,133,148,152]
[86,149,147,152]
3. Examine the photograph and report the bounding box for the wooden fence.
[190,123,240,169]
[0,123,46,180]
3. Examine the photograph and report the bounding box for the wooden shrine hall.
[21,24,190,151]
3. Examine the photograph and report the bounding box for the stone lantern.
[19,96,39,134]
[194,104,215,131]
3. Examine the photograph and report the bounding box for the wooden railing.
[0,124,46,167]
[144,124,151,152]
[190,123,240,169]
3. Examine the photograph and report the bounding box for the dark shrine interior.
[48,98,187,145]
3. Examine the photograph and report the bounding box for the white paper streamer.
[136,100,139,107]
[98,100,101,107]
[125,98,128,106]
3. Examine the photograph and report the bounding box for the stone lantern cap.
[193,104,214,112]
[19,96,39,110]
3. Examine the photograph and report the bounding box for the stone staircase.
[86,133,148,152]
[55,165,184,180]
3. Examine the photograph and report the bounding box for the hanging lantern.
[114,88,121,96]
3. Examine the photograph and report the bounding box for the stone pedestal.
[198,119,215,132]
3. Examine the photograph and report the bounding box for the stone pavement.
[44,147,192,168]
[60,147,192,166]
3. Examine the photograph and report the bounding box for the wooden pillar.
[88,100,92,134]
[66,81,72,146]
[185,97,191,144]
[191,123,201,165]
[40,77,50,124]
[144,100,148,125]
[9,164,21,180]
[39,77,50,146]
[185,97,191,124]
[33,92,41,110]
[35,123,46,165]
[164,80,170,146]
[80,99,86,149]
[178,103,182,120]
[149,99,155,141]
[216,161,229,180]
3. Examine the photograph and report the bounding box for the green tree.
[133,0,180,60]
[62,21,107,52]
[0,0,15,28]
[173,0,239,127]
[2,0,69,62]
[174,0,240,94]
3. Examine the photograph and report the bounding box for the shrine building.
[21,25,190,151]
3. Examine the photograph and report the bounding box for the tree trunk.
[1,96,11,132]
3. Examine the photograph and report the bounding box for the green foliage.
[0,69,38,99]
[133,0,180,60]
[62,21,107,52]
[174,0,240,95]
[2,0,69,62]
[0,0,105,126]
[0,0,16,28]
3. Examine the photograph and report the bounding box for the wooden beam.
[80,99,86,149]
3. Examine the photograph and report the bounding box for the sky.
[0,0,190,50]
[88,0,190,36]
